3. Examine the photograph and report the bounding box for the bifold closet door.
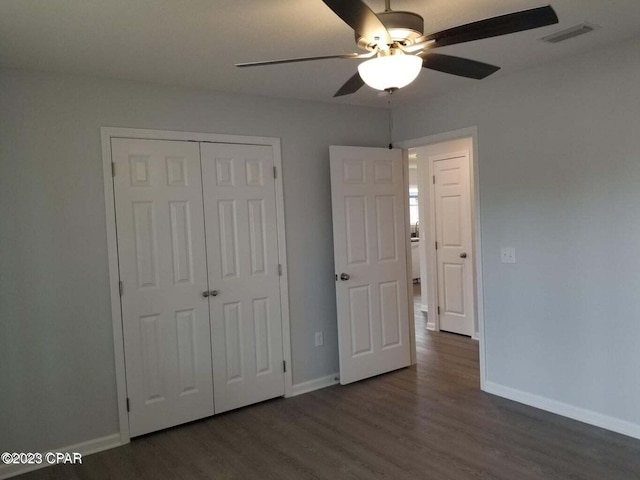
[112,138,215,437]
[201,143,285,413]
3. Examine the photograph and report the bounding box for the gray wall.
[394,38,640,428]
[0,69,388,452]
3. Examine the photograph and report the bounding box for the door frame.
[402,150,417,365]
[397,126,486,389]
[101,127,293,445]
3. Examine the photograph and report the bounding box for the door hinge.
[278,264,283,276]
[433,175,435,184]
[126,397,130,412]
[112,162,116,177]
[435,241,438,250]
[119,281,123,297]
[273,166,277,179]
[283,360,287,372]
[437,306,440,315]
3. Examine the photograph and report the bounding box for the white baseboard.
[291,373,340,396]
[472,331,480,341]
[484,381,640,441]
[0,433,122,480]
[426,321,436,331]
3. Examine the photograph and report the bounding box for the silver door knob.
[340,273,350,281]
[210,290,219,297]
[460,252,468,258]
[202,291,210,297]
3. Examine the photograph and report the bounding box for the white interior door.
[112,138,214,437]
[201,143,285,413]
[433,152,475,336]
[330,146,411,385]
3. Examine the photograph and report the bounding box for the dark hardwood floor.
[19,312,640,479]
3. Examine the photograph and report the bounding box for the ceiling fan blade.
[420,53,500,80]
[416,5,559,49]
[236,53,361,67]
[322,0,392,45]
[334,72,365,97]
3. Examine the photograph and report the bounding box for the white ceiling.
[1,0,640,108]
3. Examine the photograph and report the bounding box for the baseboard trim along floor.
[484,381,640,441]
[2,375,341,479]
[0,433,122,480]
[290,373,340,397]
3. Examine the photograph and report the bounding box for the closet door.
[112,138,214,437]
[201,143,285,413]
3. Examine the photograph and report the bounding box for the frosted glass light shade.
[357,54,422,91]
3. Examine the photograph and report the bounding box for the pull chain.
[387,90,393,149]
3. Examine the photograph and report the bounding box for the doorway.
[417,137,476,337]
[399,127,486,385]
[407,151,428,335]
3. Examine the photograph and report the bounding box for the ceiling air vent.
[540,23,597,44]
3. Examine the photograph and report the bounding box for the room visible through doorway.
[402,129,484,384]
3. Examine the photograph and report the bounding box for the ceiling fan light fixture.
[357,53,422,91]
[238,2,559,98]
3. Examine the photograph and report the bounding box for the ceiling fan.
[236,0,559,97]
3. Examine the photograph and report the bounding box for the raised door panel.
[201,143,284,414]
[375,195,398,262]
[113,138,214,437]
[345,196,369,265]
[443,263,465,315]
[253,298,272,375]
[169,201,195,285]
[139,313,164,404]
[379,281,401,349]
[348,285,373,357]
[223,302,244,383]
[248,200,268,276]
[175,309,198,395]
[218,200,240,279]
[440,196,463,247]
[132,202,159,288]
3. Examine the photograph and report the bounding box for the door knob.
[460,252,468,258]
[202,291,210,297]
[340,273,350,281]
[210,290,219,297]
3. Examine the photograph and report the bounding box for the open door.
[330,146,411,385]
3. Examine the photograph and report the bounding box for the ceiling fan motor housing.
[356,10,424,49]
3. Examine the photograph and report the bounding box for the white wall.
[0,69,389,453]
[393,37,640,434]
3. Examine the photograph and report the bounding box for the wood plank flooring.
[18,314,640,479]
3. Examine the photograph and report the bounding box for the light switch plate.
[501,247,516,264]
[314,332,324,347]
